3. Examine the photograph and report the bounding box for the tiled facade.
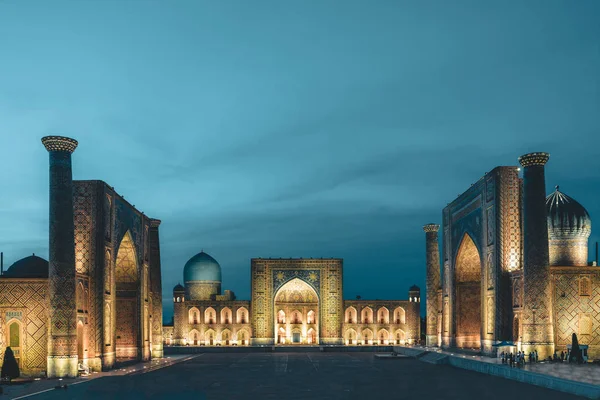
[0,137,163,377]
[426,153,600,360]
[168,258,420,346]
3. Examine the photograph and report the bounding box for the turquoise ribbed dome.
[183,251,221,282]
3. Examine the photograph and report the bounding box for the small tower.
[518,152,554,359]
[408,285,421,345]
[172,284,186,345]
[42,136,79,378]
[423,223,441,347]
[409,285,421,303]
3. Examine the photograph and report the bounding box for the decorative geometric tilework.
[0,281,48,373]
[552,270,600,359]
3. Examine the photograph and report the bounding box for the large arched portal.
[454,234,482,349]
[274,278,319,345]
[115,231,141,361]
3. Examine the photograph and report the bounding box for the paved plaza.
[14,352,588,400]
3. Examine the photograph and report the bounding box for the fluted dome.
[3,255,48,278]
[183,251,221,283]
[546,186,591,238]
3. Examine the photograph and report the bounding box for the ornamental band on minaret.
[518,152,555,359]
[423,223,440,347]
[42,136,79,378]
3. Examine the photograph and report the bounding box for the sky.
[0,1,599,322]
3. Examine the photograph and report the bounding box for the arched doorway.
[395,329,405,345]
[237,329,248,346]
[77,321,84,361]
[205,329,215,346]
[513,316,520,344]
[454,234,482,349]
[189,329,199,346]
[274,278,319,345]
[307,328,316,344]
[6,320,21,368]
[345,329,357,345]
[277,327,286,344]
[378,329,389,345]
[362,329,373,345]
[222,329,231,346]
[115,231,142,361]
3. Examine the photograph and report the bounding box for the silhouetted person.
[1,347,20,381]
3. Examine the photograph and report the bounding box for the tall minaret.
[42,136,79,378]
[149,218,164,358]
[423,223,441,347]
[518,152,554,359]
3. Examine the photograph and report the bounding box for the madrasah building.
[425,152,600,360]
[0,136,164,378]
[164,254,421,347]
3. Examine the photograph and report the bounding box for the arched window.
[205,307,216,324]
[189,308,200,325]
[277,310,286,324]
[361,307,373,324]
[7,321,21,367]
[345,307,357,324]
[237,307,249,324]
[393,307,405,324]
[77,282,84,312]
[307,310,315,324]
[221,308,232,324]
[377,307,389,324]
[580,277,591,297]
[579,314,592,337]
[292,311,302,324]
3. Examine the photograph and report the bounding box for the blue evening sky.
[1,1,599,321]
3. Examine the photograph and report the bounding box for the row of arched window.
[188,307,249,325]
[344,306,406,324]
[344,328,405,345]
[187,329,249,346]
[277,310,316,324]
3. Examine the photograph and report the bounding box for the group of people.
[500,350,539,367]
[501,349,570,367]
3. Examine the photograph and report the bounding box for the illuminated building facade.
[169,256,420,346]
[0,136,163,377]
[426,152,599,360]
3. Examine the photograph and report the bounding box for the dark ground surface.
[27,352,587,400]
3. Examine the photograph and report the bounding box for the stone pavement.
[0,355,197,399]
[15,352,588,400]
[395,346,600,399]
[420,345,600,386]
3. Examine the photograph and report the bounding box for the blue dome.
[183,251,221,283]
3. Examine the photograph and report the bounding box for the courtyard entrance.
[454,234,482,349]
[273,278,319,345]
